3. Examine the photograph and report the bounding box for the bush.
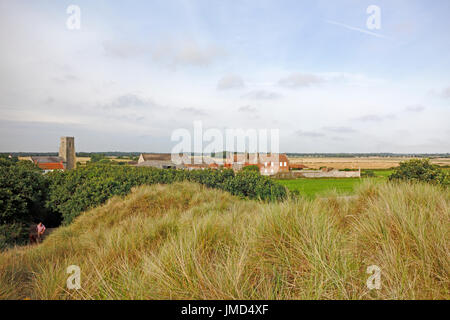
[0,160,48,225]
[389,159,449,186]
[0,223,28,250]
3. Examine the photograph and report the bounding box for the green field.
[277,178,362,198]
[277,170,392,198]
[370,169,394,177]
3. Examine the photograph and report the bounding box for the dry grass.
[288,157,450,169]
[0,181,448,300]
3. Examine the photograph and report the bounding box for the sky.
[0,0,449,153]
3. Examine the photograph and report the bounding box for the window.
[284,162,287,167]
[279,162,282,166]
[271,162,274,167]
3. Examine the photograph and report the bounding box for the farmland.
[279,156,450,197]
[288,156,450,169]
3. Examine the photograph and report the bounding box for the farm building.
[223,152,290,176]
[137,153,172,164]
[137,153,184,169]
[258,153,290,176]
[136,152,291,176]
[31,156,65,173]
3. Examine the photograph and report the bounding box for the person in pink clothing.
[36,222,46,242]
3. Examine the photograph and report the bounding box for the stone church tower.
[59,137,76,170]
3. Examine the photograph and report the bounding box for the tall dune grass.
[0,180,448,299]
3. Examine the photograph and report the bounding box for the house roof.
[31,156,64,163]
[228,153,289,165]
[140,153,172,161]
[37,162,64,170]
[278,154,289,163]
[136,160,183,168]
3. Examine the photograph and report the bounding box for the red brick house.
[222,152,290,176]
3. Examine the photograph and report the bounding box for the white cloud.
[354,114,396,122]
[295,130,325,138]
[279,73,324,88]
[238,105,257,112]
[180,107,208,116]
[405,105,425,112]
[441,87,450,99]
[103,38,226,67]
[241,90,281,100]
[323,126,357,133]
[217,74,245,90]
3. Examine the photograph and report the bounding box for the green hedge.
[46,164,287,224]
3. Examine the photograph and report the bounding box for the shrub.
[389,159,449,186]
[0,160,48,225]
[0,223,28,250]
[0,159,51,248]
[222,170,287,200]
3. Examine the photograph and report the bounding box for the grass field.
[1,181,448,299]
[370,169,394,177]
[277,178,362,198]
[277,170,392,198]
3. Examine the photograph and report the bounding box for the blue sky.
[0,0,449,152]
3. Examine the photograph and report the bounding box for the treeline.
[286,153,450,158]
[3,152,449,158]
[0,158,287,248]
[0,152,142,158]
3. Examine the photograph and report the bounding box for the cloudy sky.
[0,0,449,153]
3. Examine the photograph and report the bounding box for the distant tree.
[90,154,106,163]
[389,159,449,186]
[98,158,112,164]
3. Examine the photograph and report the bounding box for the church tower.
[59,137,76,170]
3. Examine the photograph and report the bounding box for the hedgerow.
[45,164,287,224]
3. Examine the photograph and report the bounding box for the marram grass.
[0,181,448,299]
